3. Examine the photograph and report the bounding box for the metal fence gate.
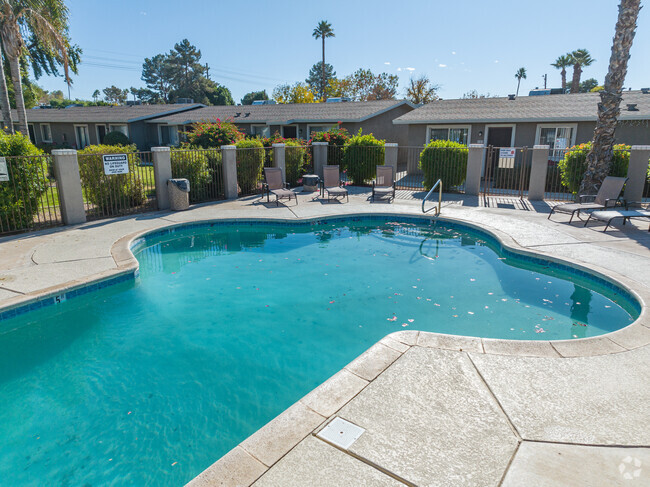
[481,146,532,197]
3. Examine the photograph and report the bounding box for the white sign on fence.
[103,154,129,175]
[0,157,8,182]
[499,148,516,159]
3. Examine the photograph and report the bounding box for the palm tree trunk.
[570,64,581,93]
[560,68,566,91]
[579,0,640,196]
[321,36,325,101]
[8,55,27,134]
[0,53,13,134]
[516,78,521,96]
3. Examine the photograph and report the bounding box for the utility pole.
[205,63,210,80]
[542,73,547,89]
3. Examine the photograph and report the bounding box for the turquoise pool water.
[0,217,638,486]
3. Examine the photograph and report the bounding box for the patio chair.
[548,176,627,223]
[584,202,650,231]
[263,167,297,206]
[321,165,349,203]
[372,165,396,202]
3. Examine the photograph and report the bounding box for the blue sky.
[40,0,649,103]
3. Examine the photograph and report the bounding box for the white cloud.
[405,67,415,71]
[140,11,147,15]
[494,60,499,63]
[384,62,391,65]
[438,64,447,68]
[397,67,402,72]
[452,51,456,55]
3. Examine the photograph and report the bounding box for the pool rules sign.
[0,157,8,181]
[102,154,129,175]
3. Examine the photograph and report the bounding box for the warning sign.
[499,148,516,159]
[103,154,129,175]
[0,157,8,181]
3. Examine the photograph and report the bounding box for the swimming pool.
[0,216,639,485]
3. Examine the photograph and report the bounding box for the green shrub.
[342,130,385,185]
[77,144,145,214]
[284,140,308,186]
[188,119,244,148]
[419,139,468,190]
[558,142,630,195]
[235,139,265,194]
[103,130,131,146]
[309,127,350,170]
[171,148,213,203]
[0,132,48,231]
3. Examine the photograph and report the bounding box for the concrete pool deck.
[0,190,649,486]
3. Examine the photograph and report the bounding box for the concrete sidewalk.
[1,192,649,486]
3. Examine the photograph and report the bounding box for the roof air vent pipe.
[626,104,639,111]
[507,94,516,100]
[641,87,649,94]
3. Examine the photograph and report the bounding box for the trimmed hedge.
[103,131,130,146]
[171,148,213,203]
[419,139,468,190]
[0,132,48,230]
[235,139,265,194]
[342,130,385,185]
[284,140,308,186]
[77,144,145,214]
[558,142,629,195]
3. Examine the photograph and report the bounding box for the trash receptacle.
[167,178,190,211]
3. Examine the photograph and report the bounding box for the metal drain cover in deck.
[317,417,365,450]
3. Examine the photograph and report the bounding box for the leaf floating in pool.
[468,311,474,315]
[387,316,397,321]
[543,316,554,321]
[605,305,611,308]
[171,462,178,467]
[329,301,335,304]
[265,305,270,307]
[434,303,440,307]
[452,315,459,318]
[408,319,415,322]
[470,278,476,282]
[402,323,409,327]
[488,292,494,295]
[535,328,546,333]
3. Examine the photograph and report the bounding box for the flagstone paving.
[1,191,648,486]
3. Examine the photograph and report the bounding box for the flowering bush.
[187,119,244,148]
[171,148,214,203]
[308,127,351,171]
[419,139,468,190]
[558,142,630,195]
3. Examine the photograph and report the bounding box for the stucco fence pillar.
[221,145,238,199]
[624,145,650,204]
[384,143,398,175]
[464,144,486,196]
[272,143,286,183]
[152,147,172,210]
[51,149,86,225]
[312,142,328,177]
[527,145,550,201]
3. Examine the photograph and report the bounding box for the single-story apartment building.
[148,100,416,146]
[4,103,204,149]
[393,90,650,151]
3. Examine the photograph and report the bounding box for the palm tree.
[312,20,334,101]
[514,67,526,96]
[0,53,13,133]
[579,0,641,196]
[92,89,100,103]
[0,0,72,135]
[569,49,595,93]
[551,54,572,92]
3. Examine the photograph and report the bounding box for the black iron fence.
[78,151,157,221]
[285,144,311,187]
[171,148,225,203]
[399,146,467,193]
[643,161,650,202]
[0,154,62,236]
[237,147,267,196]
[482,146,531,197]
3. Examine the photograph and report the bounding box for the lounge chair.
[263,167,297,206]
[584,202,650,231]
[548,176,627,223]
[372,165,396,202]
[321,165,349,202]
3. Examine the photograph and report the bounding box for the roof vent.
[176,98,194,104]
[507,94,516,100]
[244,112,250,117]
[234,112,241,117]
[641,87,649,94]
[626,103,639,111]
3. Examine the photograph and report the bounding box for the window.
[28,124,36,144]
[108,124,129,137]
[40,123,52,142]
[535,124,577,160]
[75,125,90,149]
[160,125,179,146]
[251,125,270,138]
[427,125,470,145]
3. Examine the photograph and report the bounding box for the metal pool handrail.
[422,179,442,215]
